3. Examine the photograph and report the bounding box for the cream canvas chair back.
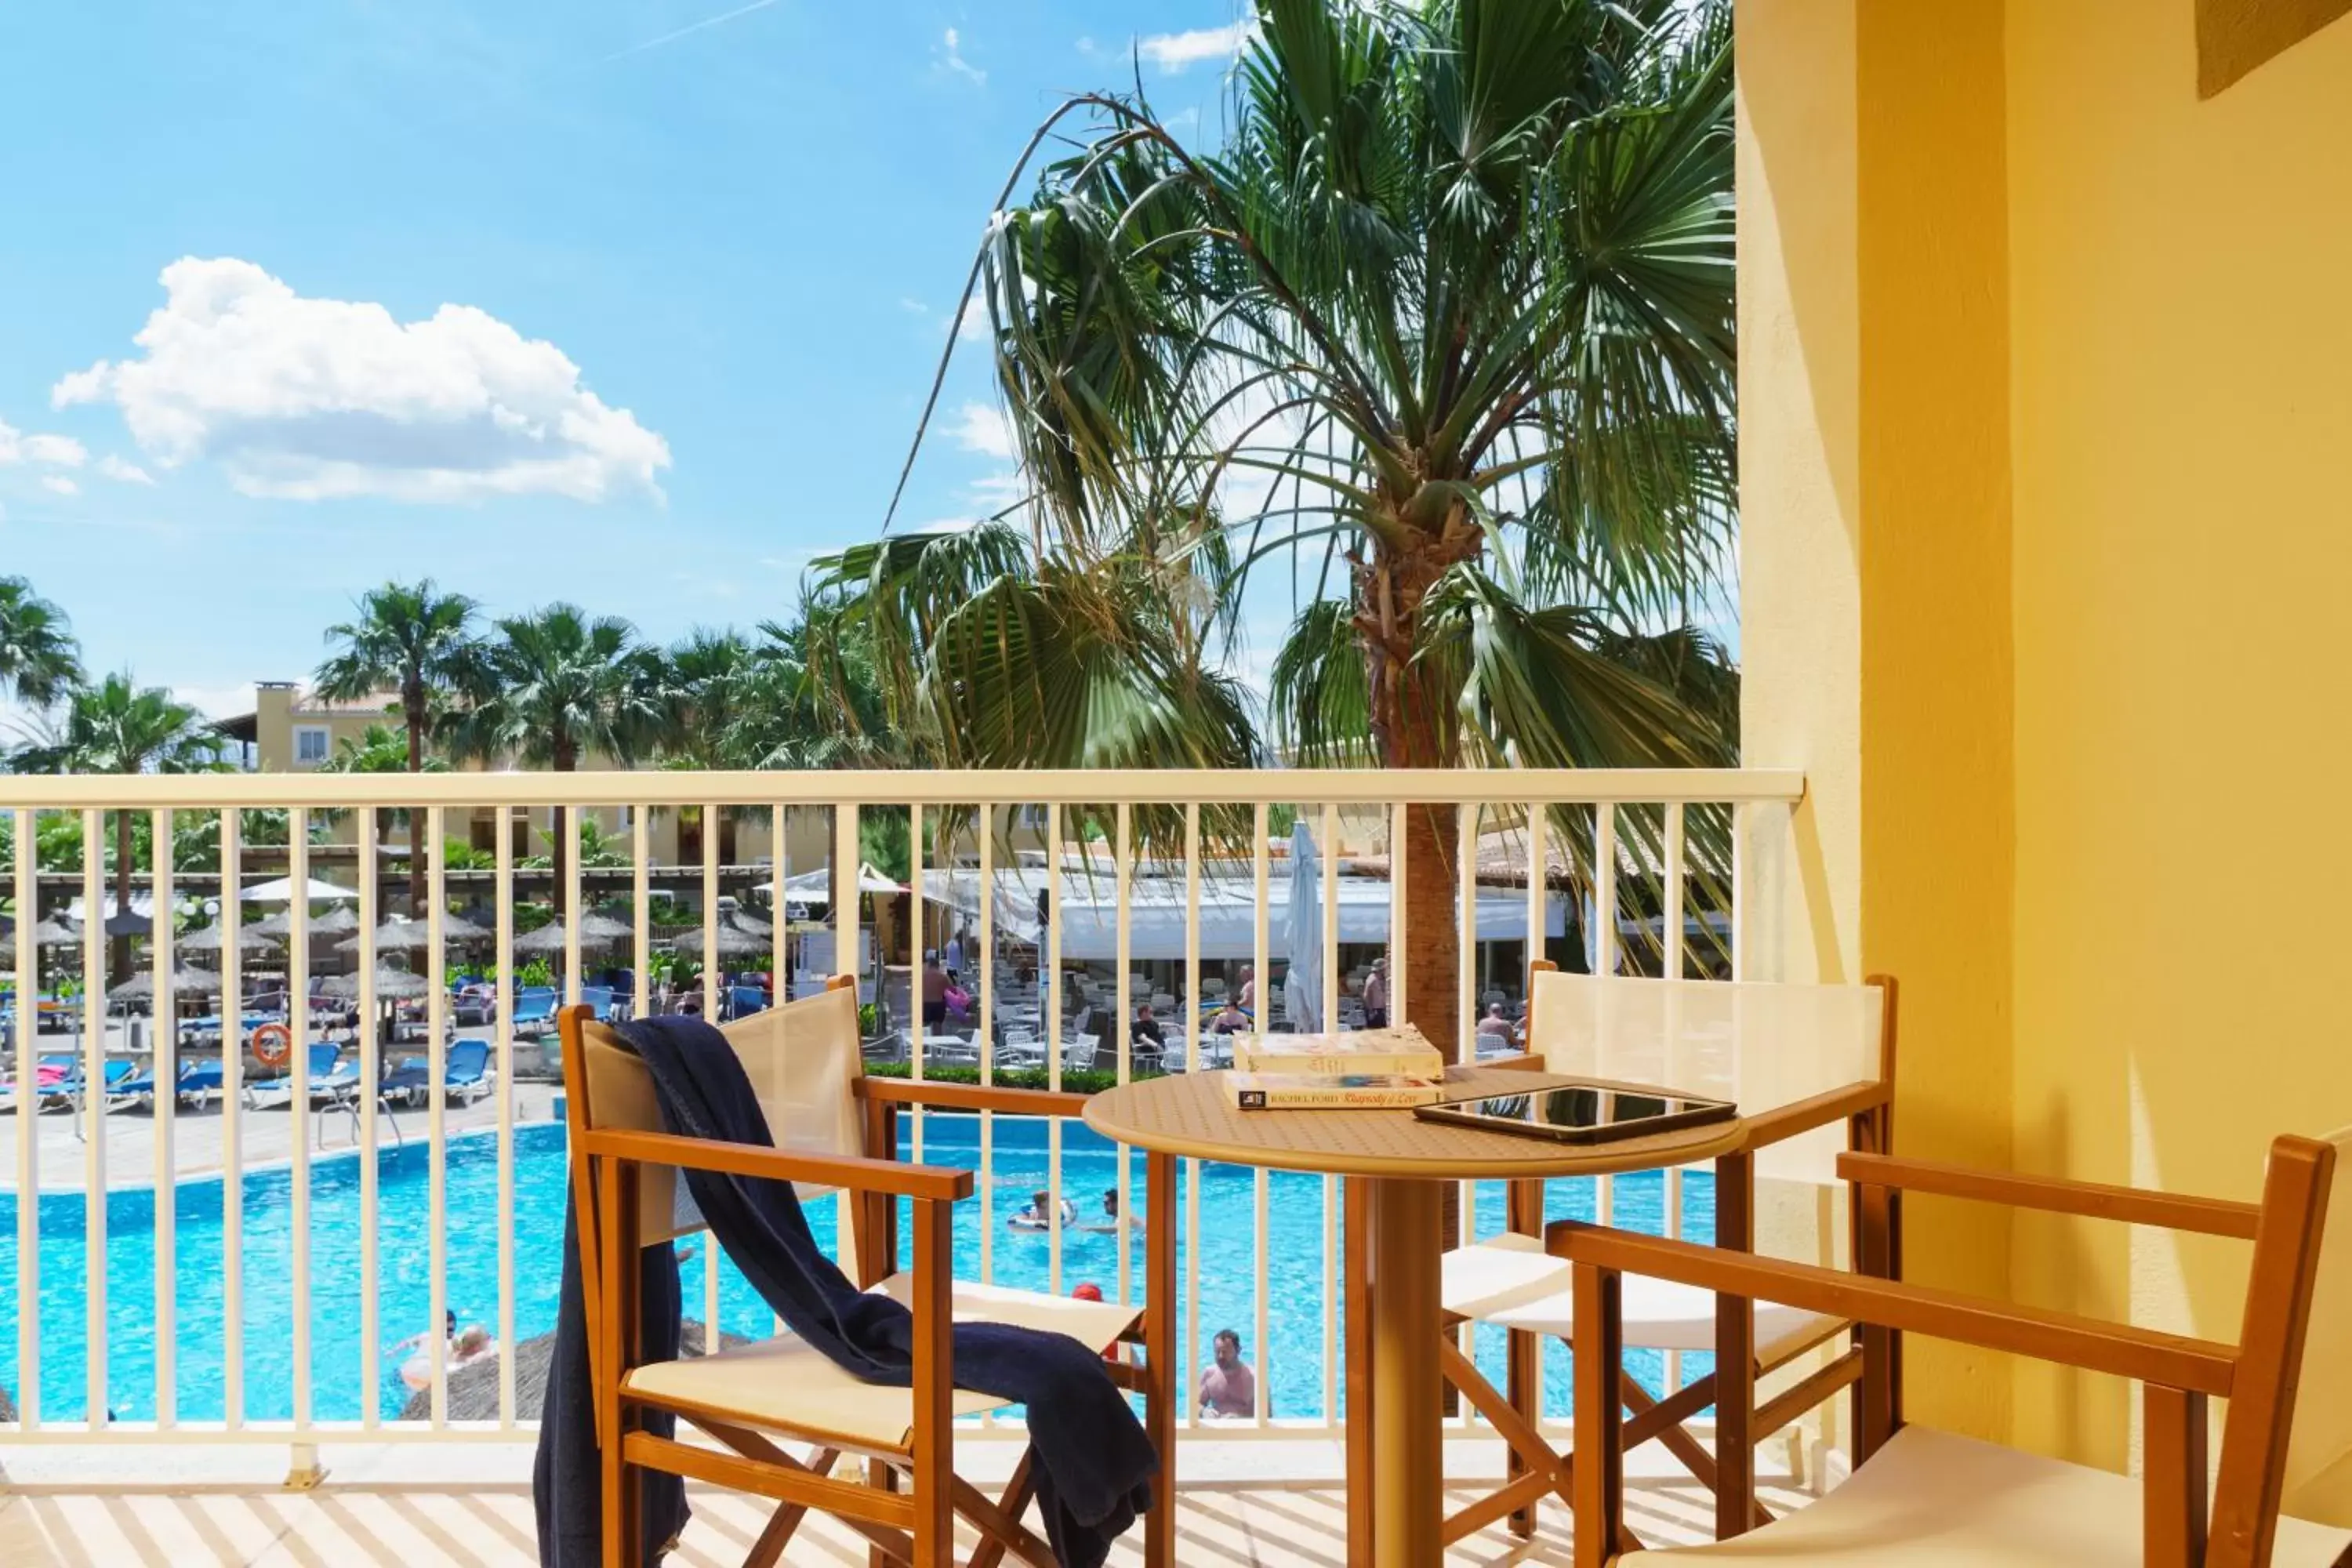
[1525,971,1888,1185]
[2279,1125,2352,1527]
[575,982,866,1247]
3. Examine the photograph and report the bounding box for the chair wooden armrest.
[1744,1080,1889,1149]
[855,1076,1094,1119]
[578,1127,975,1203]
[1544,1219,2237,1396]
[1835,1151,2263,1239]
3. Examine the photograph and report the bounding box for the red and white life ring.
[250,1022,293,1069]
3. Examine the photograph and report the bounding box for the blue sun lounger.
[512,987,560,1038]
[382,1038,495,1106]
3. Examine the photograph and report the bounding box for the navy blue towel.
[533,1212,688,1566]
[534,1014,1156,1568]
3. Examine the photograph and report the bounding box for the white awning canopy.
[926,864,1563,962]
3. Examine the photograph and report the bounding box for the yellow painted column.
[1740,0,2016,1448]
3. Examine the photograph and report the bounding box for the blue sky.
[0,0,1259,718]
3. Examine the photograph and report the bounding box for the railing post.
[283,1442,328,1490]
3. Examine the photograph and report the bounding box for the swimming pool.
[0,1116,1712,1425]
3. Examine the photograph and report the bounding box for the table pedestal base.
[1363,1176,1443,1566]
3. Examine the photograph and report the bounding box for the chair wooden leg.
[965,1449,1041,1568]
[739,1446,838,1568]
[869,1460,901,1568]
[1572,1265,1624,1568]
[1506,1323,1544,1536]
[952,1465,1054,1568]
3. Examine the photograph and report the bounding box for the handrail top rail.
[0,766,1803,811]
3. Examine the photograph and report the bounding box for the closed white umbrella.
[1284,821,1323,1032]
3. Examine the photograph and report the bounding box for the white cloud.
[171,683,256,720]
[53,256,671,504]
[1136,20,1256,73]
[96,453,154,485]
[0,419,86,468]
[949,401,1014,460]
[40,475,78,496]
[952,293,991,343]
[940,27,985,85]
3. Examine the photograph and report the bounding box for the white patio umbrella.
[239,875,359,904]
[1284,820,1323,1033]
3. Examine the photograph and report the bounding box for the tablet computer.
[1414,1081,1736,1145]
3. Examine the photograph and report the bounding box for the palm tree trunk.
[112,811,135,992]
[404,677,426,917]
[1378,549,1468,1414]
[550,739,575,920]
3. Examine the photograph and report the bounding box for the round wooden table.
[1084,1067,1747,1568]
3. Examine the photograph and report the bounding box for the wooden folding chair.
[1436,964,1899,1547]
[1555,1128,2352,1567]
[558,976,1178,1568]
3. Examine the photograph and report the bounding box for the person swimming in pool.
[397,1309,496,1392]
[1009,1188,1077,1231]
[1081,1187,1142,1236]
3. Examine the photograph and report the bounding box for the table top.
[1083,1066,1748,1180]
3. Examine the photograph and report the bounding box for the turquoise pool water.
[0,1116,1711,1424]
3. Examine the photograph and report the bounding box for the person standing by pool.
[1236,964,1256,1012]
[920,951,949,1032]
[1362,956,1388,1029]
[1199,1329,1256,1419]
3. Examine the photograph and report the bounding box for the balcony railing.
[0,767,1802,1461]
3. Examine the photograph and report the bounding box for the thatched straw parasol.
[180,922,279,955]
[339,912,492,954]
[670,915,771,959]
[107,967,224,1002]
[319,967,434,1001]
[512,912,633,956]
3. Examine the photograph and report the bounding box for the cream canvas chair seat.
[1442,1231,1844,1364]
[1436,964,1897,1545]
[623,1274,1140,1452]
[1617,1426,2352,1567]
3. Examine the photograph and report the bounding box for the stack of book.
[1224,1025,1449,1109]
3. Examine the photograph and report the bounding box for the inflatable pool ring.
[1008,1199,1078,1232]
[249,1022,293,1069]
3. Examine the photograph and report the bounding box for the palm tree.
[314,582,485,912]
[0,576,82,709]
[37,674,220,985]
[873,0,1737,1059]
[315,724,446,860]
[451,604,664,909]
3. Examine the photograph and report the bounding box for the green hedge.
[862,1062,1150,1098]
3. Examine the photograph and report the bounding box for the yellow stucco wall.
[1741,0,2352,1474]
[2007,0,2352,1473]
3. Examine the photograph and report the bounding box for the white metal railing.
[0,767,1801,1457]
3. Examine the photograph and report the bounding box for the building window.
[294,726,331,765]
[1015,804,1051,829]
